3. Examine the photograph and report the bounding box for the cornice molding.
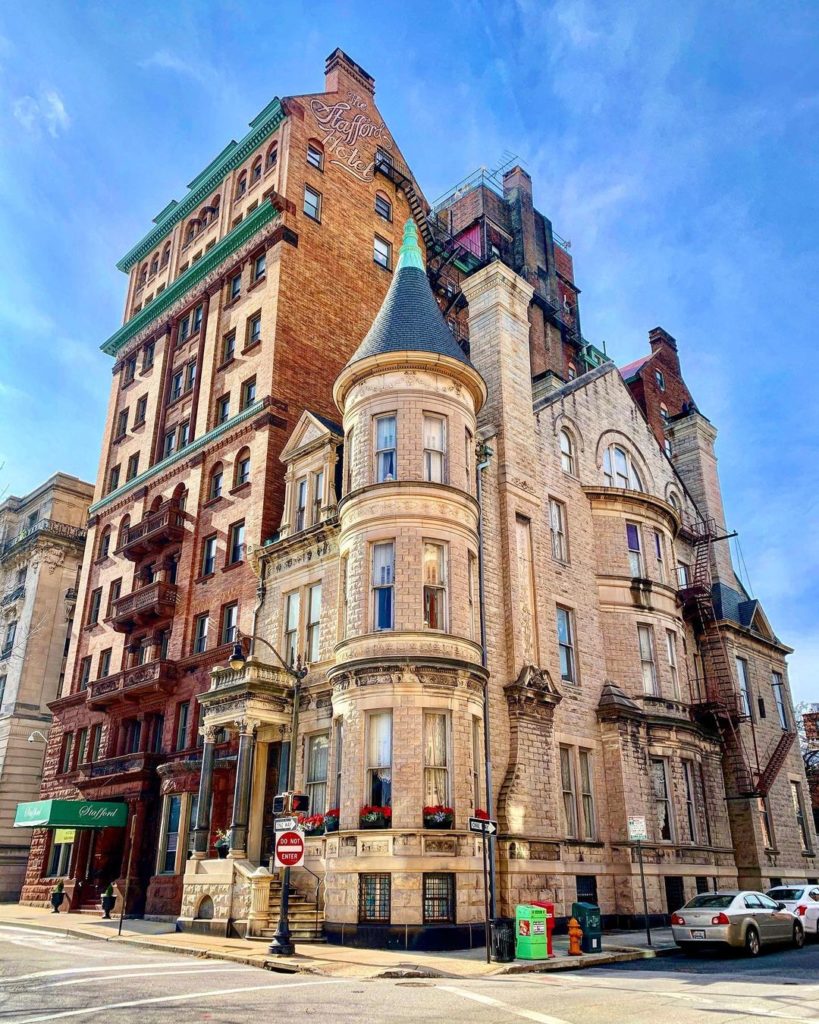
[116,98,286,272]
[103,200,280,358]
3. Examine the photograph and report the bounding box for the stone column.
[229,719,258,859]
[192,724,218,858]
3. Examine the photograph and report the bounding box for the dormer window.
[295,478,307,532]
[375,415,397,483]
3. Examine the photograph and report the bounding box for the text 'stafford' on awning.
[13,799,127,829]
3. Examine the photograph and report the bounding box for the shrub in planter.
[324,808,340,833]
[299,813,325,836]
[423,805,455,829]
[100,883,116,920]
[359,805,392,829]
[50,880,65,914]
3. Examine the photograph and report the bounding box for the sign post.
[469,815,498,963]
[628,815,651,947]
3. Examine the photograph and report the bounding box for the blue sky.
[0,1,817,700]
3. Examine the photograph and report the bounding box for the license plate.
[690,929,706,939]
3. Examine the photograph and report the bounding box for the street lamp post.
[227,632,308,957]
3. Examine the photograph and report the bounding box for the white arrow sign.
[274,815,299,831]
[468,816,498,836]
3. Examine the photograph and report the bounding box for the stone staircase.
[255,876,325,943]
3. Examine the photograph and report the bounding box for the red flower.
[423,805,454,816]
[359,805,391,817]
[326,808,340,818]
[474,808,489,820]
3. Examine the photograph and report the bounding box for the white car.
[766,885,819,936]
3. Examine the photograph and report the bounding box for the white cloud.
[12,89,70,138]
[139,49,223,91]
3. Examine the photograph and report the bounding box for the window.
[88,588,102,625]
[76,728,88,766]
[772,672,789,729]
[422,415,446,482]
[306,142,324,169]
[626,523,643,576]
[126,453,140,481]
[333,717,344,807]
[47,838,72,877]
[116,408,128,440]
[216,394,230,425]
[228,521,245,564]
[666,630,680,699]
[108,464,120,494]
[366,711,392,806]
[655,369,666,391]
[375,415,397,482]
[221,602,238,645]
[179,314,191,343]
[284,591,300,666]
[294,478,307,532]
[193,613,209,654]
[373,235,391,269]
[556,606,576,683]
[423,712,449,805]
[603,444,643,490]
[98,648,111,679]
[306,583,321,663]
[376,147,393,171]
[312,470,324,524]
[235,450,251,487]
[178,421,190,449]
[424,874,455,923]
[253,253,266,282]
[677,561,690,588]
[159,795,182,873]
[266,141,278,168]
[170,370,183,401]
[468,551,479,641]
[79,656,92,690]
[755,797,773,848]
[173,702,190,752]
[653,531,665,581]
[230,272,241,301]
[423,542,447,630]
[192,304,203,334]
[251,156,262,183]
[222,331,236,364]
[464,428,473,493]
[650,758,673,841]
[471,716,482,810]
[209,465,223,500]
[579,750,596,839]
[576,875,598,903]
[123,355,136,385]
[304,185,321,221]
[235,171,247,198]
[135,394,148,424]
[60,733,73,774]
[683,761,698,843]
[99,528,112,560]
[372,541,395,630]
[306,733,329,813]
[660,403,669,424]
[638,625,658,695]
[359,874,390,923]
[736,657,752,718]
[375,192,392,221]
[345,428,354,494]
[560,746,577,838]
[549,498,568,562]
[201,535,217,576]
[792,782,811,851]
[561,429,578,473]
[241,377,256,409]
[664,439,673,458]
[185,361,197,392]
[90,724,102,762]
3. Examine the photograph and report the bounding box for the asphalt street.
[1,924,819,1023]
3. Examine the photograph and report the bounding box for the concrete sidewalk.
[0,903,676,979]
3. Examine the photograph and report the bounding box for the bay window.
[423,711,449,806]
[366,711,392,806]
[372,541,394,630]
[375,415,397,482]
[423,415,446,483]
[423,542,447,630]
[306,733,329,814]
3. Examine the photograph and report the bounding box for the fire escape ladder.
[374,155,433,248]
[756,730,797,797]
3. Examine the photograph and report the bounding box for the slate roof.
[619,354,651,381]
[308,410,344,436]
[345,220,472,369]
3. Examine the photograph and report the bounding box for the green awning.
[13,799,128,829]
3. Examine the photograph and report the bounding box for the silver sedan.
[671,890,804,956]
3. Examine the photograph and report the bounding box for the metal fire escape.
[680,520,796,798]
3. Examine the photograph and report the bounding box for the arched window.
[117,515,131,550]
[99,526,112,560]
[659,403,669,424]
[668,491,680,512]
[149,495,163,513]
[266,141,278,169]
[603,444,643,491]
[251,157,262,184]
[209,463,223,500]
[567,363,577,380]
[172,483,187,512]
[235,171,247,199]
[185,221,196,245]
[160,242,171,268]
[139,264,148,286]
[208,195,221,224]
[234,447,251,488]
[306,139,324,171]
[375,191,392,221]
[149,254,159,276]
[559,429,574,474]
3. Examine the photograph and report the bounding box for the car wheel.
[745,926,761,957]
[793,923,805,949]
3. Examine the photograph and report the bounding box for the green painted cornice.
[102,200,279,357]
[88,398,267,515]
[116,97,286,273]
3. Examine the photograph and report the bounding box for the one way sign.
[468,816,498,836]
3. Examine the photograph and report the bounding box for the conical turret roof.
[345,219,472,368]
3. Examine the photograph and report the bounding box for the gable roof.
[279,409,343,464]
[619,354,651,382]
[344,220,472,369]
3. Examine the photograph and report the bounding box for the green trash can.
[572,901,602,953]
[515,904,548,960]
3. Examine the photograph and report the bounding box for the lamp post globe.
[229,643,246,671]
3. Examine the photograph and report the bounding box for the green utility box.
[515,904,548,960]
[572,901,602,953]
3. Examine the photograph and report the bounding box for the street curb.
[492,945,677,974]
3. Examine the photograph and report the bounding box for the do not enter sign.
[274,829,305,868]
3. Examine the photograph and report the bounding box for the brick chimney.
[502,165,533,198]
[649,326,678,353]
[325,48,375,96]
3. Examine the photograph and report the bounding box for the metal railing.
[1,519,87,558]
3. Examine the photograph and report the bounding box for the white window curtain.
[367,711,392,805]
[376,416,397,482]
[423,712,449,805]
[306,734,329,814]
[372,542,394,586]
[638,625,658,695]
[423,416,445,483]
[560,747,577,837]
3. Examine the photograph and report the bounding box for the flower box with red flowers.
[359,805,392,829]
[324,808,340,833]
[423,805,455,829]
[298,813,325,836]
[474,808,490,820]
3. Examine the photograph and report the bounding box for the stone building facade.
[0,473,92,898]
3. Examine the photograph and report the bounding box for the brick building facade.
[20,50,814,946]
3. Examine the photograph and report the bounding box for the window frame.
[422,413,447,483]
[549,497,568,562]
[305,731,329,814]
[373,234,392,270]
[227,520,245,565]
[638,624,659,696]
[371,541,395,631]
[374,413,397,483]
[556,605,577,684]
[303,185,322,222]
[650,757,674,842]
[422,710,450,806]
[422,541,448,632]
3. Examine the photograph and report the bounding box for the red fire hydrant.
[568,916,583,956]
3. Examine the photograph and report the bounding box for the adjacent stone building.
[0,473,92,898]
